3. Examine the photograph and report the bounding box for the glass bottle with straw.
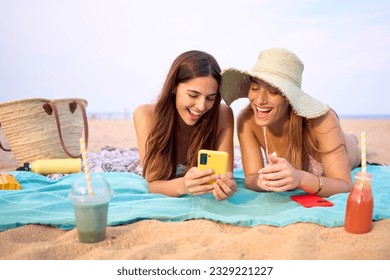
[344,131,374,234]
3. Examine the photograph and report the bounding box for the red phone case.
[291,194,334,208]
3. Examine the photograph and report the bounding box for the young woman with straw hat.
[220,48,360,197]
[134,50,237,200]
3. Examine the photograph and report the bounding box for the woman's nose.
[254,89,268,104]
[196,97,206,111]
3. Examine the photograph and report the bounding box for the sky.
[1,0,389,117]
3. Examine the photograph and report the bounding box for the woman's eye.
[267,86,280,94]
[207,96,216,101]
[250,83,260,90]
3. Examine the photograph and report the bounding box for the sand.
[0,118,389,260]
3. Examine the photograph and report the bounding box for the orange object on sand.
[0,174,21,190]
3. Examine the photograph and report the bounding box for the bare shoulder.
[236,105,254,130]
[133,104,155,117]
[133,104,155,122]
[133,104,157,134]
[310,109,340,131]
[217,103,234,130]
[218,103,233,118]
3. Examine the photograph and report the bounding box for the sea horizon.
[87,112,390,120]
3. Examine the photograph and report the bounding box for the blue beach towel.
[0,165,389,231]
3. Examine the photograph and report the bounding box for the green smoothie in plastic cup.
[69,175,112,243]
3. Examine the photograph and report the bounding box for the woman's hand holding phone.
[181,167,219,196]
[182,167,237,200]
[212,171,238,201]
[196,149,237,200]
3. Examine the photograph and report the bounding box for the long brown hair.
[142,50,221,181]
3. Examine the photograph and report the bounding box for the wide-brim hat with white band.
[220,48,330,119]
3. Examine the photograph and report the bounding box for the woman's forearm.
[245,173,267,192]
[147,177,185,197]
[299,171,351,197]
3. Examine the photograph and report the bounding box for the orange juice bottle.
[344,172,374,234]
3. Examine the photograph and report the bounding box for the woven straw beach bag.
[0,98,88,164]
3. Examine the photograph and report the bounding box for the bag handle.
[0,123,12,152]
[43,100,89,158]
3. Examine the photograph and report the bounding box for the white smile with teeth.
[189,109,202,116]
[256,106,272,113]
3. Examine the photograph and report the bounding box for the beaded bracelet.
[315,175,323,194]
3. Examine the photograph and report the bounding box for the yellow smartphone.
[197,149,228,183]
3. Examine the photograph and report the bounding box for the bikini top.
[139,164,187,179]
[307,154,324,176]
[175,164,187,178]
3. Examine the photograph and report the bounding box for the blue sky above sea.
[1,0,389,117]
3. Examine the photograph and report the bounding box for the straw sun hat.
[220,48,330,119]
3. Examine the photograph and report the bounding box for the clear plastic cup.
[68,175,112,243]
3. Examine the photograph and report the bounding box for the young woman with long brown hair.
[220,48,361,197]
[134,50,237,200]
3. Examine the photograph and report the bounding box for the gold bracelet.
[315,175,323,194]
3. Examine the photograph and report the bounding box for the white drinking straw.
[361,131,367,176]
[80,137,93,195]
